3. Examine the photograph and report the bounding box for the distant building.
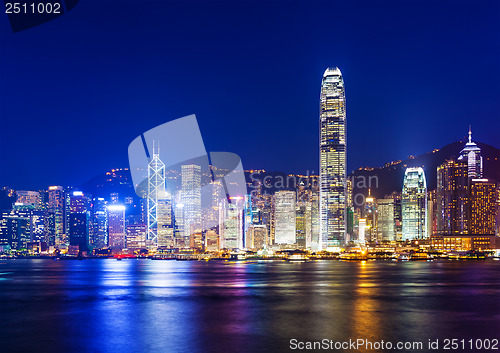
[219,197,244,250]
[108,205,126,250]
[30,209,44,243]
[181,164,202,246]
[68,191,91,252]
[247,224,267,250]
[436,159,469,234]
[497,188,500,237]
[319,67,347,249]
[204,229,219,252]
[377,198,395,242]
[457,127,483,178]
[110,193,119,204]
[295,202,311,249]
[402,167,427,240]
[274,191,296,245]
[431,234,496,251]
[427,190,437,237]
[147,147,166,246]
[358,218,366,244]
[364,192,377,242]
[0,204,32,250]
[47,186,64,247]
[16,191,40,207]
[126,224,147,249]
[310,190,320,251]
[243,195,253,248]
[469,179,497,234]
[91,198,108,249]
[157,192,174,248]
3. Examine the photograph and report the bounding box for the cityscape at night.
[1,67,499,259]
[1,110,499,260]
[1,1,499,352]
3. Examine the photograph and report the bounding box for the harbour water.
[0,259,499,352]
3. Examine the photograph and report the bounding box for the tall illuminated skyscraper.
[68,191,91,252]
[274,190,296,245]
[458,127,483,179]
[436,159,468,234]
[47,186,64,247]
[219,197,244,250]
[377,198,395,241]
[402,167,427,240]
[157,191,174,248]
[319,67,347,249]
[147,146,166,246]
[91,197,108,248]
[181,164,201,246]
[469,179,496,234]
[108,205,126,250]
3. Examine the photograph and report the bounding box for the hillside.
[349,141,500,199]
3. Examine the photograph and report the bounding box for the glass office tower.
[402,167,428,240]
[319,67,347,249]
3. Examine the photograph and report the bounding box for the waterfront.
[0,260,499,353]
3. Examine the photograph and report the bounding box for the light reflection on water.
[0,259,499,352]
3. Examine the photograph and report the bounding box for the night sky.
[0,0,499,190]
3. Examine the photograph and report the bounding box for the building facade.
[274,190,296,245]
[319,67,347,249]
[402,167,427,240]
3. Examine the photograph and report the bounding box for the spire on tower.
[468,125,472,144]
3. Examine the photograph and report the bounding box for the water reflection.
[0,259,499,353]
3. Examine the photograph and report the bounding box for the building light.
[107,205,126,211]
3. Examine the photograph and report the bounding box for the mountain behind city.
[351,140,500,199]
[72,140,500,204]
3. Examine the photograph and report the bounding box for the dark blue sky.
[1,0,499,189]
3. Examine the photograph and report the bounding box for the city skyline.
[1,125,498,254]
[1,2,498,352]
[1,1,499,189]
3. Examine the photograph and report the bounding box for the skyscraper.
[469,179,497,234]
[108,205,126,250]
[126,223,147,249]
[458,127,483,179]
[274,190,296,245]
[147,146,166,246]
[295,202,311,249]
[219,197,244,250]
[157,191,174,248]
[436,159,468,234]
[91,198,108,249]
[181,164,202,246]
[402,167,427,240]
[68,191,91,252]
[377,198,395,242]
[47,186,64,247]
[319,67,347,249]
